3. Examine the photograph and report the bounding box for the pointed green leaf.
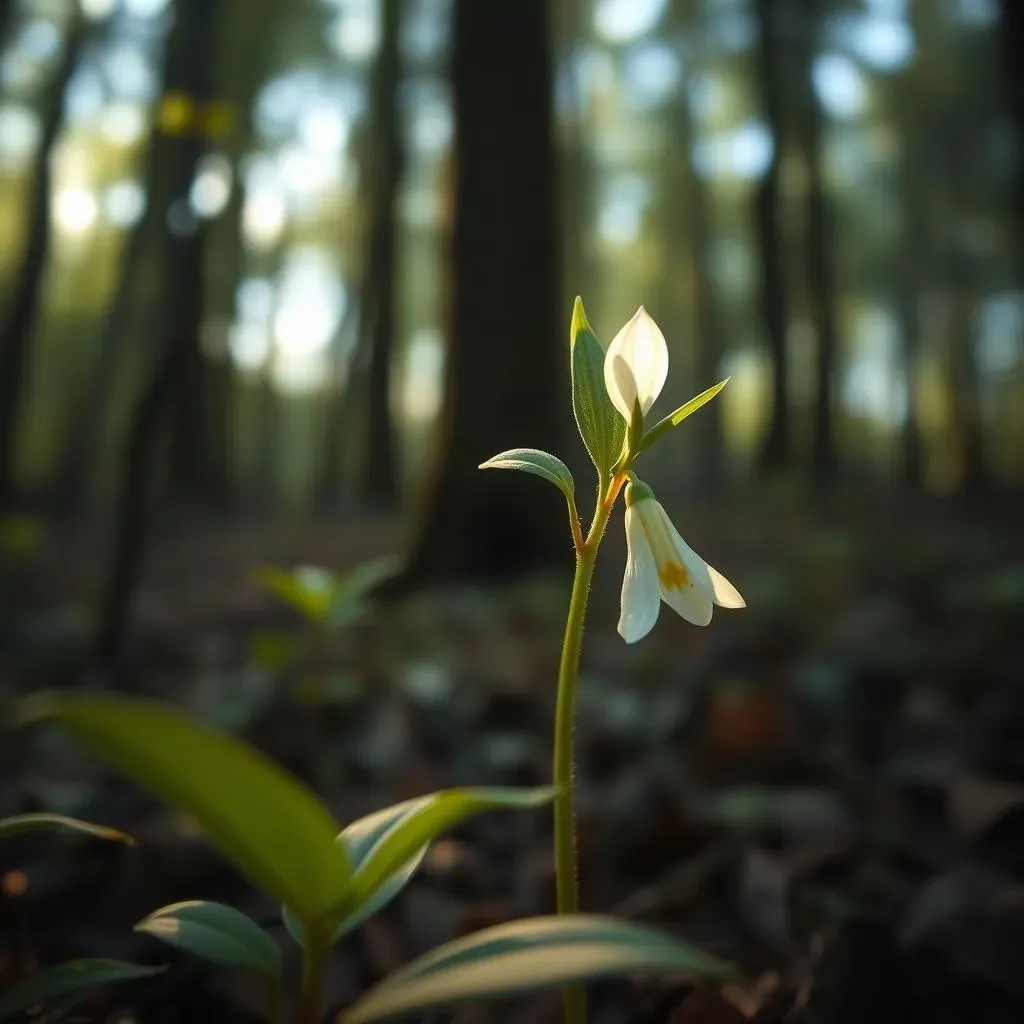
[17,694,352,929]
[570,298,626,476]
[479,449,575,501]
[0,959,164,1023]
[0,813,133,845]
[135,901,281,980]
[352,788,555,908]
[340,915,735,1023]
[637,378,730,456]
[283,797,433,948]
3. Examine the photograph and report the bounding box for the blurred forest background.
[1,0,1024,1019]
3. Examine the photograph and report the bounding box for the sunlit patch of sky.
[0,103,40,169]
[692,120,773,181]
[620,41,681,111]
[190,152,233,219]
[64,65,106,123]
[954,0,999,28]
[706,8,755,53]
[242,184,288,252]
[598,172,651,247]
[122,0,171,19]
[273,246,347,363]
[276,144,346,210]
[401,0,450,63]
[103,178,145,227]
[813,53,868,120]
[80,0,118,20]
[829,11,914,73]
[18,19,62,63]
[53,185,99,235]
[325,0,380,63]
[103,42,156,101]
[594,0,667,44]
[400,327,444,424]
[254,70,365,146]
[404,80,451,156]
[400,182,440,229]
[98,100,146,146]
[977,292,1024,375]
[570,45,617,110]
[298,104,351,154]
[843,306,907,427]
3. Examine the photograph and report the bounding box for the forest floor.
[2,491,1024,1023]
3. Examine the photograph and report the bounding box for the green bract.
[637,377,731,457]
[570,297,626,478]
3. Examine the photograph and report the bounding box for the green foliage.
[341,914,734,1023]
[135,901,281,980]
[18,694,353,931]
[637,378,731,457]
[0,960,165,1023]
[570,297,626,478]
[479,448,575,502]
[0,813,133,845]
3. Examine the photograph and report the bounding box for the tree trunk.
[94,0,222,671]
[360,0,403,507]
[752,0,792,472]
[0,10,83,505]
[800,0,839,486]
[998,0,1024,262]
[404,0,567,582]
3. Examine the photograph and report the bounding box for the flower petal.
[618,505,661,643]
[603,307,669,421]
[660,511,745,612]
[659,577,714,627]
[707,565,746,609]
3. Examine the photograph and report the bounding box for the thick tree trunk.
[752,0,792,472]
[0,11,83,505]
[404,0,567,582]
[94,0,222,671]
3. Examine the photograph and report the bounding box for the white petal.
[658,575,714,626]
[603,307,669,421]
[660,511,745,611]
[707,564,746,609]
[618,505,661,643]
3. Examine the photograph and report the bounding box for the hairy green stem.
[553,477,620,1024]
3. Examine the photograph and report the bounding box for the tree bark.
[94,0,222,671]
[752,0,792,472]
[403,0,567,582]
[0,10,83,505]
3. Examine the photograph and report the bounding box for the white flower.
[603,306,669,425]
[618,480,745,643]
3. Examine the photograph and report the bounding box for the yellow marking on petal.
[658,561,689,589]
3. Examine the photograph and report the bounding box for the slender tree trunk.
[360,0,403,507]
[753,0,792,472]
[94,0,222,671]
[404,0,567,582]
[800,0,839,486]
[0,10,83,505]
[998,0,1024,264]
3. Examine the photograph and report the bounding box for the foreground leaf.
[18,694,351,929]
[136,901,281,980]
[283,797,433,947]
[0,813,133,845]
[352,788,555,907]
[570,297,625,476]
[341,915,734,1023]
[638,378,730,456]
[0,959,164,1023]
[479,449,575,502]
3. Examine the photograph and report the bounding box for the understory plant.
[0,298,743,1024]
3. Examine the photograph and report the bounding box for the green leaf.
[570,297,626,476]
[638,378,730,456]
[0,959,164,1023]
[283,797,434,947]
[254,565,338,623]
[135,901,281,980]
[340,915,734,1023]
[352,788,555,907]
[0,813,134,845]
[18,694,352,930]
[479,449,575,501]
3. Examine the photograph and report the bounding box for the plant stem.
[553,475,622,1024]
[295,932,329,1024]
